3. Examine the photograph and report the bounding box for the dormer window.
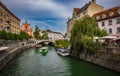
[118,9,120,14]
[102,14,106,19]
[109,11,114,17]
[0,5,2,9]
[96,16,100,20]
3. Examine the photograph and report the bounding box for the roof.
[41,29,63,35]
[80,2,91,13]
[74,8,80,15]
[93,6,120,21]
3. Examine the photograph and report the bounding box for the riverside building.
[66,0,103,38]
[0,1,20,34]
[93,6,120,37]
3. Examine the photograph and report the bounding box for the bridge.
[35,40,55,45]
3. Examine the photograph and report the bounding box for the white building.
[93,6,120,37]
[40,29,64,40]
[47,30,64,40]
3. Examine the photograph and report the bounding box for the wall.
[70,47,120,72]
[0,43,35,70]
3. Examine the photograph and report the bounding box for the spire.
[25,20,28,24]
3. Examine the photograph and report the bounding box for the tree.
[42,32,48,40]
[70,15,108,57]
[19,31,30,40]
[55,40,70,48]
[33,25,41,40]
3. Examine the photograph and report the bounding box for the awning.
[100,36,117,39]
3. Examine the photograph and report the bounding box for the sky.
[1,0,120,34]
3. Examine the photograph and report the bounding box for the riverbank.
[70,50,120,72]
[0,42,35,70]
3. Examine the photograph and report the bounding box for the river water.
[0,47,120,76]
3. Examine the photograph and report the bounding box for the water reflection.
[0,47,119,76]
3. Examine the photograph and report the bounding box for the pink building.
[21,21,33,37]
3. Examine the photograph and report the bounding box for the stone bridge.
[35,40,55,45]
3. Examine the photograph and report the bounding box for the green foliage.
[19,31,31,40]
[42,32,49,40]
[33,25,41,40]
[70,15,108,54]
[55,40,70,48]
[0,30,31,40]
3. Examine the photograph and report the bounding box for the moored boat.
[36,44,42,48]
[56,48,69,56]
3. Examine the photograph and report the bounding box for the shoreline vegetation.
[69,16,120,72]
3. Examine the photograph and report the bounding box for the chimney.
[92,0,96,4]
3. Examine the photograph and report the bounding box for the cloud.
[1,0,120,34]
[20,18,67,34]
[1,0,71,19]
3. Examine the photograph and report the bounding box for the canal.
[0,47,120,76]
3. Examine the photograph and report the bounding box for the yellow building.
[66,0,103,38]
[0,1,20,34]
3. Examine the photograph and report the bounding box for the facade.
[66,0,103,38]
[42,29,64,40]
[93,6,120,37]
[21,21,33,37]
[0,1,20,34]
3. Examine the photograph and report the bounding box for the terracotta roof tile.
[93,6,120,21]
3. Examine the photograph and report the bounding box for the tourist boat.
[56,48,69,56]
[39,47,48,55]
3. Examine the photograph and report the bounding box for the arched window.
[102,14,106,19]
[109,11,114,17]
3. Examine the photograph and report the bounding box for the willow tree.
[70,15,108,57]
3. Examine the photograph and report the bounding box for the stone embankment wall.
[70,50,120,72]
[0,43,35,70]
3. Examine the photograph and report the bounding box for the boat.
[36,44,42,48]
[39,47,48,55]
[56,48,69,56]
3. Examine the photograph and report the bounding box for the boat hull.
[56,51,69,56]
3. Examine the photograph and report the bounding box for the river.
[0,47,120,76]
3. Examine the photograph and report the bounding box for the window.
[109,28,112,34]
[96,16,100,20]
[0,5,2,9]
[117,18,120,24]
[118,9,120,14]
[102,22,105,26]
[0,12,2,16]
[102,14,106,19]
[0,19,2,23]
[109,11,114,17]
[109,20,112,25]
[117,27,120,34]
[83,11,86,15]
